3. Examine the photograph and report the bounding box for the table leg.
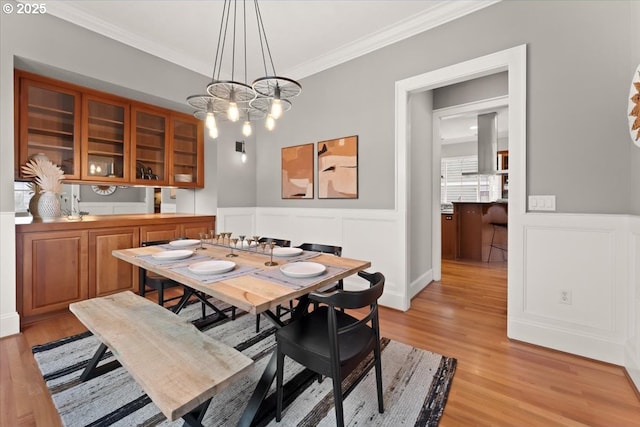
[79,343,121,382]
[237,296,312,426]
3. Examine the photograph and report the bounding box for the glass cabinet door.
[131,107,169,186]
[18,79,81,179]
[170,115,203,187]
[82,95,130,181]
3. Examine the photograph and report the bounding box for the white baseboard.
[0,312,20,338]
[409,269,433,300]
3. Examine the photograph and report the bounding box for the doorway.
[396,45,526,314]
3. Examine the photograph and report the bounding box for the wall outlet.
[559,289,572,305]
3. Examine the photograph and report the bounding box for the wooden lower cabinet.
[89,227,139,298]
[19,230,89,319]
[16,214,215,325]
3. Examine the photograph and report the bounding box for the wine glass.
[265,241,278,266]
[227,238,239,257]
[238,235,246,250]
[260,241,267,253]
[246,238,254,250]
[253,236,260,252]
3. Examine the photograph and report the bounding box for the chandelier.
[187,0,302,139]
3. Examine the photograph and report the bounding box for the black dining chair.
[255,237,292,332]
[275,271,385,427]
[295,243,343,310]
[139,240,183,308]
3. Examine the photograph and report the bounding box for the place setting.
[169,258,260,283]
[252,261,347,290]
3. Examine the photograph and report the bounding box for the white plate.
[188,260,236,275]
[151,249,193,261]
[280,262,326,278]
[272,247,303,257]
[169,239,200,248]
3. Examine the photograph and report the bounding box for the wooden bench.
[69,291,253,426]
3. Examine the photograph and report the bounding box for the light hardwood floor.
[1,260,639,426]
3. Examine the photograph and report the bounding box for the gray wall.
[255,1,639,214]
[2,1,639,216]
[409,91,433,281]
[433,72,508,110]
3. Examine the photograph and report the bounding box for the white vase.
[37,192,61,222]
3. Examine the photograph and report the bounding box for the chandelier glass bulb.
[265,114,276,131]
[242,120,252,137]
[205,112,218,139]
[270,98,283,119]
[228,102,240,122]
[241,152,247,163]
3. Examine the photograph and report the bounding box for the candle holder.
[264,241,278,266]
[227,238,239,257]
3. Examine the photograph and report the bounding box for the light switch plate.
[529,195,556,211]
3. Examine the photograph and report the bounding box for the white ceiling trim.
[287,0,500,79]
[44,1,213,76]
[43,0,500,81]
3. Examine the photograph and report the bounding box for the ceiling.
[44,0,498,81]
[41,1,501,138]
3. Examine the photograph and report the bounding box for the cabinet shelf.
[174,162,197,168]
[136,125,165,135]
[28,104,74,116]
[27,127,74,138]
[88,150,124,157]
[88,135,124,145]
[136,158,164,164]
[88,116,124,126]
[29,142,74,152]
[173,149,196,155]
[135,143,164,150]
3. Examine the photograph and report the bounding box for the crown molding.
[44,1,213,76]
[42,0,500,80]
[287,0,501,79]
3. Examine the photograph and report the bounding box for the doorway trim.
[395,44,527,311]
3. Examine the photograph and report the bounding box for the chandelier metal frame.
[187,0,302,137]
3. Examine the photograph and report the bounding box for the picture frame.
[281,143,314,199]
[317,135,358,199]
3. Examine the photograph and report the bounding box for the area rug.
[32,301,456,426]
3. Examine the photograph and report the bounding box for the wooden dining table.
[112,241,371,426]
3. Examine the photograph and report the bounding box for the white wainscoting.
[216,207,418,310]
[626,215,640,391]
[509,213,631,366]
[79,202,149,215]
[0,212,19,337]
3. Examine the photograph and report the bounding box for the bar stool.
[488,222,508,261]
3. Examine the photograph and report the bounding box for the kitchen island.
[453,201,507,262]
[15,213,215,325]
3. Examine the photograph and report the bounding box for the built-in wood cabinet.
[17,229,89,319]
[14,70,204,188]
[88,227,139,298]
[16,214,215,325]
[16,75,81,180]
[131,106,170,186]
[170,114,204,187]
[82,94,131,182]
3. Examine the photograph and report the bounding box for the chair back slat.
[310,271,384,310]
[296,243,342,257]
[258,237,291,247]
